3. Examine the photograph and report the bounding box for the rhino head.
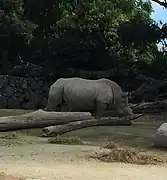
[115,92,133,117]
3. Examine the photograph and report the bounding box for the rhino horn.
[123,92,131,98]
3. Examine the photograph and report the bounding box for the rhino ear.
[123,92,130,98]
[125,92,129,96]
[127,92,131,98]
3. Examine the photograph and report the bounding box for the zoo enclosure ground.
[0,109,167,180]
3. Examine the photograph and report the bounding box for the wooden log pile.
[129,74,167,103]
[0,110,92,131]
[0,95,167,136]
[0,109,144,137]
[42,114,143,137]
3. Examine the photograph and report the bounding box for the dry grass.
[103,142,119,149]
[48,135,85,145]
[0,132,22,146]
[91,142,165,165]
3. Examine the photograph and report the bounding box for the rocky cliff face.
[0,75,49,109]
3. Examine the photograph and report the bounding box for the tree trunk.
[43,114,143,137]
[131,100,167,113]
[0,109,92,131]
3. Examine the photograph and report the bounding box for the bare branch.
[152,0,167,8]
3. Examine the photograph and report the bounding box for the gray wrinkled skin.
[45,77,133,118]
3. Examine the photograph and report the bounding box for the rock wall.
[0,75,50,109]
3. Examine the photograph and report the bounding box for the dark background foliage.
[0,0,166,79]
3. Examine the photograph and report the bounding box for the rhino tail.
[45,84,64,111]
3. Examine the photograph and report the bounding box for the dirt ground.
[1,109,167,180]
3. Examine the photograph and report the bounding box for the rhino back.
[97,78,124,97]
[59,77,112,111]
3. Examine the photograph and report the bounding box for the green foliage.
[0,0,164,74]
[148,51,167,79]
[0,0,37,72]
[0,0,37,44]
[46,0,134,69]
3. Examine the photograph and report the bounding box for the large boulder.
[154,123,167,148]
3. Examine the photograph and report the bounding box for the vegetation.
[91,145,165,165]
[0,0,166,78]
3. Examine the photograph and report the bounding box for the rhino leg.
[45,104,57,111]
[90,111,95,117]
[45,95,59,111]
[61,104,72,112]
[94,101,108,119]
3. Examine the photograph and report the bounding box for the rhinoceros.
[45,77,133,118]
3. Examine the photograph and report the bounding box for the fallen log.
[131,100,167,113]
[43,114,143,137]
[129,76,167,103]
[0,109,92,131]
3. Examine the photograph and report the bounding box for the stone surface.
[0,75,49,109]
[154,123,167,148]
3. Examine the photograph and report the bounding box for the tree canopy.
[0,0,166,77]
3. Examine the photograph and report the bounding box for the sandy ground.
[1,110,167,180]
[1,143,167,180]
